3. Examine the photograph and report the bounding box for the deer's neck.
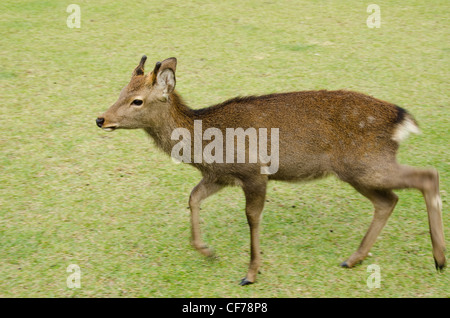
[143,92,195,157]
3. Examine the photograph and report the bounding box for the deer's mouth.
[102,126,117,132]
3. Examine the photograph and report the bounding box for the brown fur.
[97,56,446,285]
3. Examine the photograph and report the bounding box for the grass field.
[1,0,449,297]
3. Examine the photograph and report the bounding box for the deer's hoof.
[194,244,215,258]
[340,261,350,268]
[239,278,254,286]
[434,258,446,272]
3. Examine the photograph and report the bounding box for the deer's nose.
[96,117,105,128]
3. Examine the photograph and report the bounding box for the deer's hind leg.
[339,162,445,270]
[341,186,398,268]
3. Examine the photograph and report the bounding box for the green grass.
[1,0,449,297]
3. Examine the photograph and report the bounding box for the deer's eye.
[131,99,143,106]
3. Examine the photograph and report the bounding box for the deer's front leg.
[240,177,267,285]
[189,178,224,257]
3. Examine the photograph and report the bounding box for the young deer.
[96,56,445,285]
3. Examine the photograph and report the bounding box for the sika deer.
[96,56,445,285]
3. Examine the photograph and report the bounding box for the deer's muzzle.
[96,117,105,128]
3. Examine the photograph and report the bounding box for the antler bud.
[132,55,148,77]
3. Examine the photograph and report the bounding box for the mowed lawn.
[1,0,448,297]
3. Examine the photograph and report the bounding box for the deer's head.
[96,56,177,131]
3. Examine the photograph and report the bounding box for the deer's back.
[192,90,405,182]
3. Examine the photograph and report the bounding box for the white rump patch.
[392,117,421,143]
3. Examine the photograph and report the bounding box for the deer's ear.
[152,57,177,100]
